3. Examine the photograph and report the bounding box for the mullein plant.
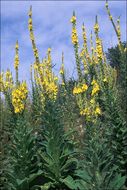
[28,7,58,127]
[70,1,127,188]
[70,14,103,124]
[0,41,36,189]
[31,97,79,190]
[27,8,81,189]
[104,0,127,181]
[3,118,41,190]
[105,0,127,119]
[0,42,29,189]
[0,41,28,118]
[0,1,127,189]
[58,53,82,148]
[71,11,82,83]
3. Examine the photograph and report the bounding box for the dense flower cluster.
[12,82,28,113]
[0,70,13,92]
[71,28,78,45]
[96,38,103,61]
[28,9,58,102]
[33,49,58,101]
[80,105,101,118]
[91,80,100,96]
[73,83,88,95]
[94,23,100,33]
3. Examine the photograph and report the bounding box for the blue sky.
[1,0,126,84]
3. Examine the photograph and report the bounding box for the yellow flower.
[48,48,51,52]
[73,86,82,94]
[91,79,96,85]
[90,98,95,104]
[71,28,78,45]
[54,77,58,81]
[91,81,100,96]
[80,107,91,116]
[15,107,20,113]
[14,41,19,70]
[94,23,99,33]
[12,82,28,113]
[96,38,103,60]
[15,41,19,49]
[95,107,101,115]
[82,83,88,92]
[70,16,76,23]
[103,78,108,82]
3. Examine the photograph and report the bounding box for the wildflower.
[91,79,96,85]
[90,98,95,104]
[73,86,82,95]
[80,50,85,58]
[95,107,101,115]
[103,78,108,82]
[80,107,91,116]
[82,83,88,92]
[71,28,78,45]
[70,15,76,23]
[96,38,103,61]
[91,84,100,96]
[14,41,19,70]
[12,82,28,113]
[94,23,99,33]
[54,77,58,81]
[91,80,100,96]
[59,63,64,75]
[0,71,13,92]
[0,73,4,92]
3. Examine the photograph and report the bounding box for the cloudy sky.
[1,0,126,84]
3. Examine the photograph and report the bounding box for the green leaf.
[62,175,77,190]
[16,178,29,190]
[75,170,91,183]
[109,174,126,189]
[28,170,43,183]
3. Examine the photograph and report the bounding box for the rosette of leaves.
[3,118,41,190]
[98,75,127,181]
[32,98,79,190]
[71,123,126,190]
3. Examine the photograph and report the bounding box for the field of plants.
[0,1,127,190]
